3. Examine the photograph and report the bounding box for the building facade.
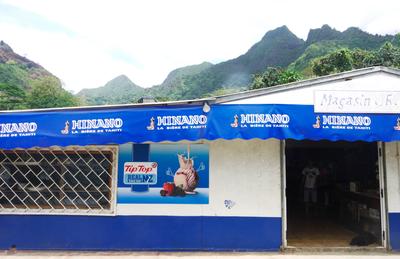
[0,66,399,251]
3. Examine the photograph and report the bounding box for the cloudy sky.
[0,0,399,92]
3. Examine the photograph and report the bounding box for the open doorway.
[284,140,384,248]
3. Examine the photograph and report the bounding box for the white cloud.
[0,0,399,92]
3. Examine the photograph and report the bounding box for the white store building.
[0,66,400,251]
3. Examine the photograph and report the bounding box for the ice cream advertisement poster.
[117,143,209,204]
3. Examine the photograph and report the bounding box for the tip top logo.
[395,118,400,131]
[61,121,70,134]
[313,116,321,129]
[230,115,239,128]
[147,117,155,130]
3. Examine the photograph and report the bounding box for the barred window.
[0,146,117,215]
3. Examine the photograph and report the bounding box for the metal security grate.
[0,146,117,215]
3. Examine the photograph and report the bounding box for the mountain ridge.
[81,25,397,104]
[159,61,214,89]
[77,74,144,105]
[0,40,60,90]
[144,25,397,100]
[4,24,397,107]
[0,40,45,71]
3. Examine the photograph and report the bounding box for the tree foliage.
[393,33,400,47]
[0,83,27,110]
[312,43,400,76]
[250,67,302,90]
[26,77,79,109]
[312,49,353,76]
[375,42,400,67]
[350,48,374,69]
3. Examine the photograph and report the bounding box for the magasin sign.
[314,90,400,114]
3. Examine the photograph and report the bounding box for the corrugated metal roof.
[214,66,400,103]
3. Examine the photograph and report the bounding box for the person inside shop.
[302,160,320,215]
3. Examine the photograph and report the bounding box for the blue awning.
[0,104,399,149]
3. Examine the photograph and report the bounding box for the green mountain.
[305,25,343,45]
[3,25,397,108]
[0,40,60,90]
[148,25,396,101]
[77,75,144,105]
[339,27,394,49]
[76,25,397,105]
[288,41,344,74]
[159,61,214,89]
[0,40,70,110]
[288,25,395,75]
[100,26,308,103]
[306,25,393,48]
[75,25,400,104]
[147,62,214,101]
[167,26,306,100]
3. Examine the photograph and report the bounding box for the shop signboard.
[314,90,400,114]
[1,104,400,149]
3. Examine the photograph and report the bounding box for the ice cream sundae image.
[173,154,199,193]
[160,144,200,197]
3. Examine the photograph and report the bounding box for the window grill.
[0,146,118,215]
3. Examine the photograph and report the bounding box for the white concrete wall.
[117,139,282,217]
[385,142,400,213]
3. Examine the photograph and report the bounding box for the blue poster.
[117,143,209,204]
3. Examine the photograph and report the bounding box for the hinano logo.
[240,113,290,124]
[0,122,37,133]
[62,118,123,134]
[231,113,290,129]
[322,115,371,126]
[151,115,208,130]
[156,115,207,126]
[0,122,37,137]
[71,118,123,130]
[317,115,372,131]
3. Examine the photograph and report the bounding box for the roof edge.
[214,66,400,104]
[0,97,216,114]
